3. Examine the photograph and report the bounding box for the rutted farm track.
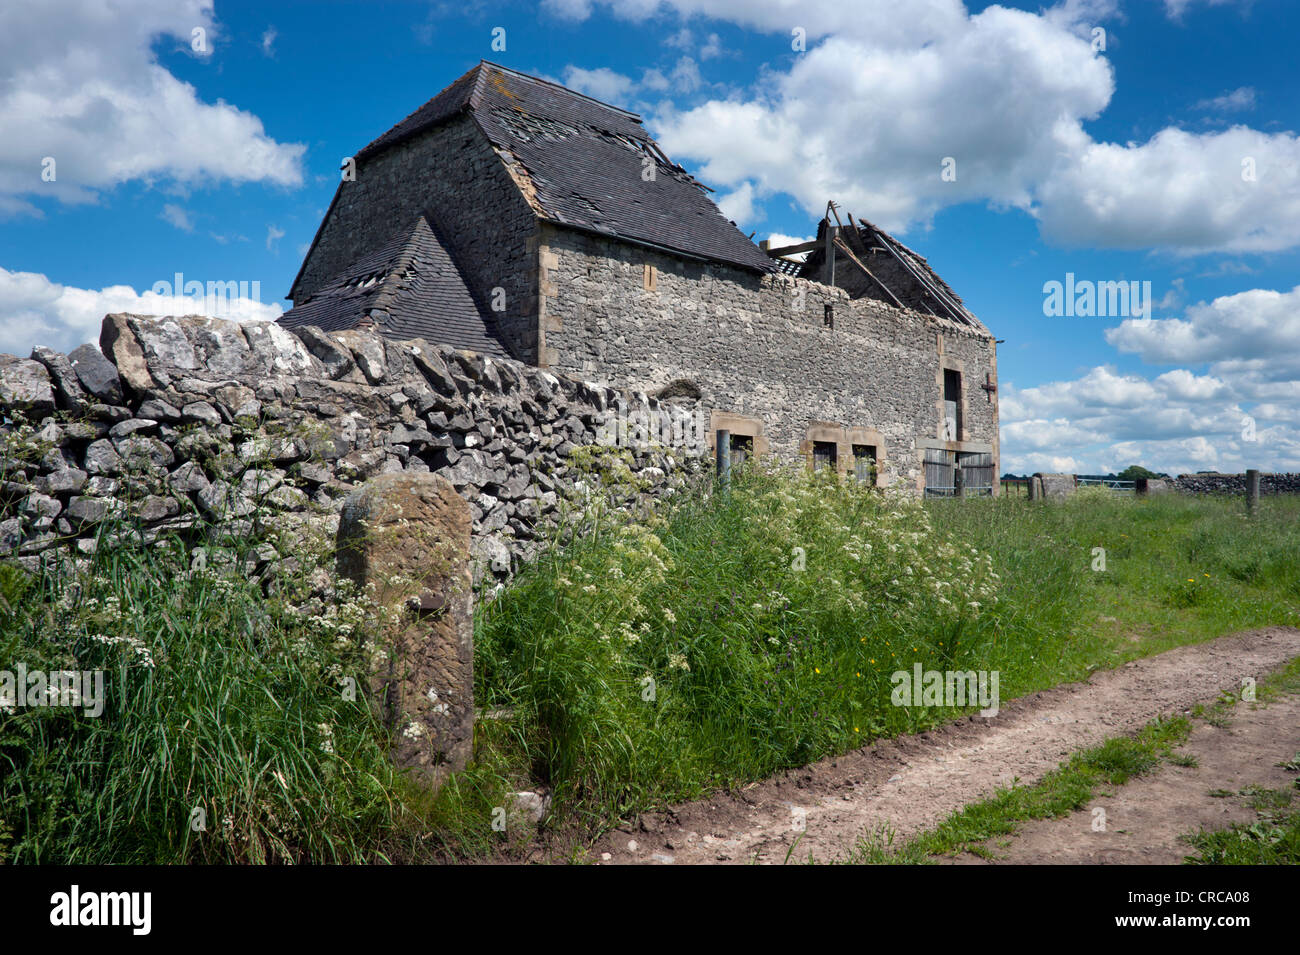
[586,627,1300,864]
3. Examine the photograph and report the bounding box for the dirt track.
[589,626,1300,864]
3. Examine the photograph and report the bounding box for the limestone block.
[337,472,473,788]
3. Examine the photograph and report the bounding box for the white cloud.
[665,26,693,49]
[0,0,305,217]
[266,224,286,252]
[716,181,759,225]
[1001,284,1300,474]
[0,265,282,357]
[1106,285,1300,371]
[261,26,277,57]
[562,65,636,103]
[1194,86,1255,112]
[159,203,193,232]
[545,0,1300,255]
[700,32,722,59]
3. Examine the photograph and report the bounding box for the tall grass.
[0,522,411,864]
[465,469,1300,845]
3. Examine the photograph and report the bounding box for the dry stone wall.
[0,314,707,581]
[1172,472,1300,495]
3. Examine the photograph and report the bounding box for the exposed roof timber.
[832,234,904,309]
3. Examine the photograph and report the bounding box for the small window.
[943,369,962,441]
[812,441,838,472]
[823,303,834,328]
[730,433,753,467]
[852,444,877,485]
[643,263,657,291]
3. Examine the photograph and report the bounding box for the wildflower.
[662,608,676,624]
[667,653,690,672]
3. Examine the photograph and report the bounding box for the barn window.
[729,433,753,467]
[812,441,837,472]
[852,445,877,485]
[943,369,962,441]
[643,263,657,291]
[823,304,834,328]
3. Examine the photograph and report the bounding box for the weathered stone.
[99,315,154,394]
[182,401,222,426]
[0,355,55,417]
[197,481,255,518]
[67,343,124,403]
[35,468,88,496]
[65,495,110,528]
[109,418,158,438]
[240,468,283,498]
[83,439,123,475]
[136,495,179,522]
[337,472,473,789]
[137,398,182,421]
[291,325,355,379]
[31,346,88,409]
[166,461,211,494]
[0,517,22,553]
[114,436,175,470]
[242,321,318,377]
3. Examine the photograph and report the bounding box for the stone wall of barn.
[535,225,1000,494]
[0,314,707,581]
[290,115,542,364]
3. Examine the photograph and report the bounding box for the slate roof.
[354,61,777,274]
[278,215,508,357]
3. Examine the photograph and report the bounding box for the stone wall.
[0,314,706,580]
[291,115,542,364]
[1172,473,1300,495]
[536,224,999,493]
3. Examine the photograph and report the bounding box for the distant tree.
[1116,464,1169,481]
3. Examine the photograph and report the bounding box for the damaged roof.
[278,215,509,358]
[355,61,777,274]
[798,216,986,331]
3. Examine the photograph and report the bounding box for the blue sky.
[2,0,1298,475]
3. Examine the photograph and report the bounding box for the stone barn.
[282,61,1000,495]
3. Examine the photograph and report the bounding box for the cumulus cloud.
[562,65,637,103]
[0,0,305,216]
[554,1,1300,255]
[1002,284,1300,474]
[0,265,282,356]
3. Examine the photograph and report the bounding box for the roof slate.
[355,61,777,274]
[278,215,508,357]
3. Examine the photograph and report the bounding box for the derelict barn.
[281,61,1000,496]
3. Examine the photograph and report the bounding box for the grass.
[3,452,1299,862]
[1183,785,1300,864]
[0,519,417,864]
[844,715,1195,863]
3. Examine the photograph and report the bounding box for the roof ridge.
[476,60,644,122]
